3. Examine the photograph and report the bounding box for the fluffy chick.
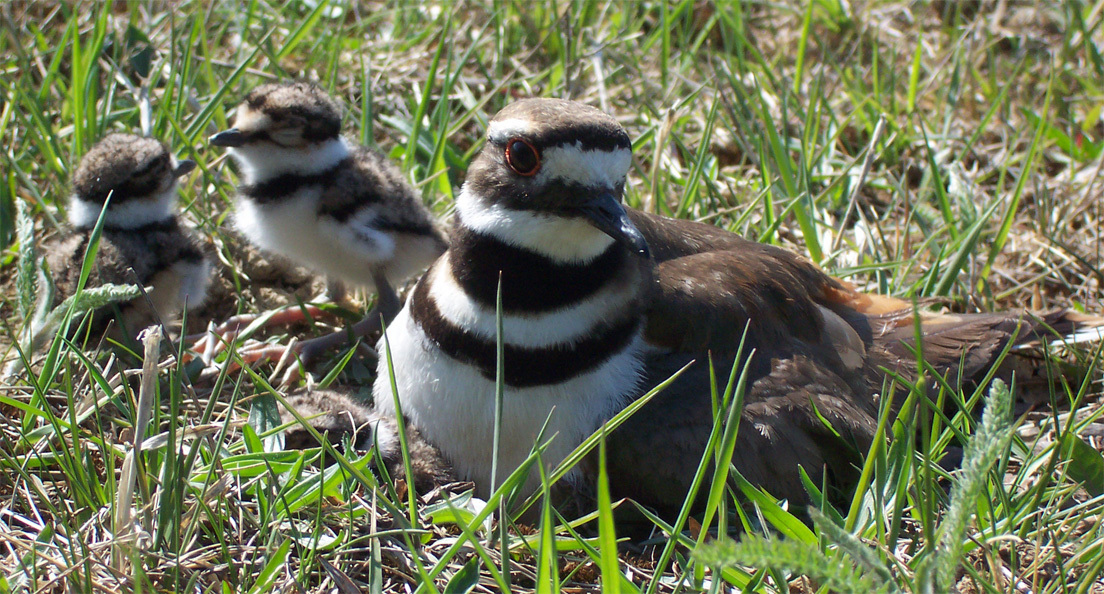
[44,133,211,340]
[208,81,446,364]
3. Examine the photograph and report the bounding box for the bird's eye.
[134,156,162,176]
[505,138,541,176]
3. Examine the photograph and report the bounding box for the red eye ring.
[504,138,541,176]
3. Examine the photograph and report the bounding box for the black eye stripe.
[142,154,169,173]
[240,130,274,143]
[491,126,631,153]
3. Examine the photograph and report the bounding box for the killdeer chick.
[45,133,211,341]
[208,81,446,366]
[278,389,453,492]
[374,98,1103,517]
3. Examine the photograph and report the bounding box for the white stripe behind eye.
[534,144,631,189]
[454,144,632,263]
[488,116,632,188]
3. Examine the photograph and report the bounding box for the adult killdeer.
[45,133,211,340]
[373,98,1101,514]
[208,81,446,364]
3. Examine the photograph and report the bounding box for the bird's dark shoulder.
[317,146,424,226]
[626,208,753,262]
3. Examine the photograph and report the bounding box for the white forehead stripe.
[234,105,273,132]
[487,119,533,144]
[535,144,631,189]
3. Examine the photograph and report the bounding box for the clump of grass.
[693,379,1020,593]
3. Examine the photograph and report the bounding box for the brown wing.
[611,209,1102,521]
[606,351,879,518]
[642,249,843,353]
[42,224,210,339]
[629,208,905,357]
[628,208,1102,391]
[608,217,884,517]
[627,208,753,262]
[317,147,436,229]
[46,224,207,300]
[47,231,150,300]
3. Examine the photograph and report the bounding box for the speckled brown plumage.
[241,81,342,143]
[46,222,208,336]
[278,389,454,493]
[604,208,1101,517]
[215,80,446,290]
[71,134,177,206]
[43,133,210,340]
[208,81,447,361]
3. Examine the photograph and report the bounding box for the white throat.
[227,137,350,184]
[68,186,177,229]
[455,187,615,264]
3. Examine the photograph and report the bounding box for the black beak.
[578,192,650,258]
[173,159,196,177]
[209,128,246,147]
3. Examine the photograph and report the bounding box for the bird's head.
[457,98,649,263]
[211,81,342,149]
[210,81,346,180]
[69,133,194,229]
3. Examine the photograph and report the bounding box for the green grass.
[2,1,1104,592]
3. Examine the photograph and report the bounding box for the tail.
[1044,310,1104,346]
[867,308,1104,400]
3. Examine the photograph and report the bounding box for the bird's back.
[606,208,1102,515]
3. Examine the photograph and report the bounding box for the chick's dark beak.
[578,192,650,258]
[209,128,246,147]
[174,159,197,177]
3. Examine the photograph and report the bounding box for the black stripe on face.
[238,124,336,146]
[487,99,631,153]
[83,217,180,233]
[239,157,353,204]
[79,176,165,206]
[449,225,628,314]
[409,270,642,388]
[238,129,275,144]
[490,128,630,154]
[372,216,436,236]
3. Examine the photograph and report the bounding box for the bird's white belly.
[149,259,212,314]
[373,306,646,498]
[235,193,386,288]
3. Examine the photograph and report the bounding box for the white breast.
[234,190,391,289]
[373,305,646,499]
[143,259,208,320]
